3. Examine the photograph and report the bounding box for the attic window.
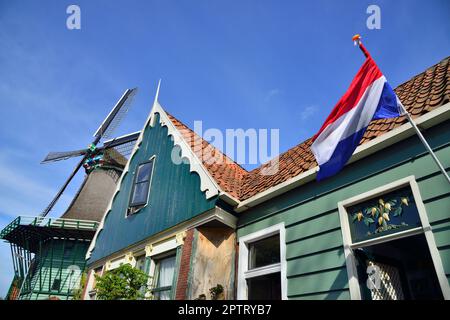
[128,158,155,213]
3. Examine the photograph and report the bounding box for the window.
[249,234,280,269]
[247,273,281,300]
[338,176,449,300]
[129,158,155,210]
[135,254,146,272]
[134,254,148,298]
[88,266,103,300]
[151,254,176,300]
[238,223,287,300]
[246,235,281,300]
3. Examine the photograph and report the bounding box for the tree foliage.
[94,263,149,300]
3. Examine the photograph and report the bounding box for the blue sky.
[0,0,449,297]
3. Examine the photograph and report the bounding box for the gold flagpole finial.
[352,34,361,46]
[352,34,370,58]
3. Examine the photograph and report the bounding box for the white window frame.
[126,155,156,217]
[84,265,104,300]
[237,223,287,300]
[338,175,450,300]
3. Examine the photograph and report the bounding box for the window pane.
[347,186,422,243]
[249,234,280,269]
[154,289,171,300]
[247,272,281,300]
[136,161,153,183]
[131,182,149,205]
[156,256,176,288]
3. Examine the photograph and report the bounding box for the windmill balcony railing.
[0,216,99,239]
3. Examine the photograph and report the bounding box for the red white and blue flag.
[311,56,405,181]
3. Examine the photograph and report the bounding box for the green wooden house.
[84,56,450,300]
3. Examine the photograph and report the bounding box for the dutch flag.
[311,56,405,181]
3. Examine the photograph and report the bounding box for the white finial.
[149,79,162,126]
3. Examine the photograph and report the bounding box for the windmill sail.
[99,131,140,151]
[40,157,86,217]
[93,88,138,142]
[41,149,87,164]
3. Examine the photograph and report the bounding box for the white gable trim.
[86,83,230,260]
[150,101,221,199]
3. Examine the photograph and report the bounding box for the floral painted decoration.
[351,195,410,236]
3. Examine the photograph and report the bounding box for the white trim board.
[235,102,450,212]
[148,238,179,257]
[237,223,287,300]
[153,101,221,199]
[337,175,450,300]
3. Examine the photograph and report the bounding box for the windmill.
[0,88,143,300]
[40,88,140,217]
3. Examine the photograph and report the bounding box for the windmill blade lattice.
[41,149,88,164]
[94,88,138,142]
[40,88,139,217]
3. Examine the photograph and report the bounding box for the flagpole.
[352,34,450,184]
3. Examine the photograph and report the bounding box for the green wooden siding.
[238,121,450,299]
[88,113,217,264]
[20,240,89,300]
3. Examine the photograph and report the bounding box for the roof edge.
[87,84,161,260]
[153,102,222,199]
[86,83,241,260]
